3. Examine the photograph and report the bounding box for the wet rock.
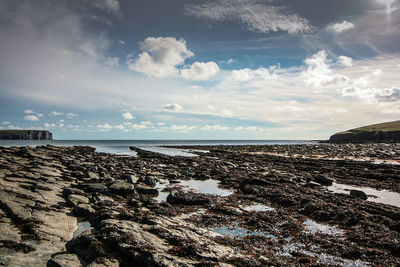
[108,180,135,196]
[67,194,90,207]
[144,176,157,187]
[136,185,159,196]
[350,189,368,200]
[314,175,333,185]
[167,190,211,205]
[47,253,84,267]
[307,181,321,188]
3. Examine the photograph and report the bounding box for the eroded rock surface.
[0,143,400,266]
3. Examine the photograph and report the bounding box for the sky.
[0,0,399,140]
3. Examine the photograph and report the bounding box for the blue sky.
[0,0,399,139]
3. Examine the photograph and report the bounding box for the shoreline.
[1,143,399,266]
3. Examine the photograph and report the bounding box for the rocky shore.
[1,143,400,266]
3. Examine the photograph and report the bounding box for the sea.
[0,140,314,157]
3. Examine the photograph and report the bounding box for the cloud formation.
[162,103,183,112]
[185,0,312,33]
[301,50,349,88]
[93,0,121,15]
[122,112,135,120]
[128,37,194,78]
[24,115,39,121]
[327,21,354,33]
[181,61,220,80]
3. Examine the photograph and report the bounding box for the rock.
[47,253,83,267]
[167,190,211,205]
[87,257,119,267]
[67,194,90,207]
[126,174,138,184]
[136,185,159,196]
[84,184,107,193]
[73,204,95,217]
[350,190,368,200]
[63,188,85,197]
[87,172,100,180]
[314,175,333,186]
[144,176,157,187]
[307,182,321,188]
[109,180,135,196]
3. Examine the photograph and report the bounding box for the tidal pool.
[327,182,400,208]
[154,179,233,202]
[241,203,275,212]
[304,219,344,236]
[73,221,93,238]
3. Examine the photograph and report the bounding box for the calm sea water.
[0,140,314,156]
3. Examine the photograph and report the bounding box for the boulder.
[350,190,368,200]
[144,176,157,187]
[136,185,159,196]
[109,180,135,196]
[167,190,211,205]
[126,175,138,184]
[84,184,107,193]
[314,175,333,186]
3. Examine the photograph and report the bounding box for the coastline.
[1,143,399,266]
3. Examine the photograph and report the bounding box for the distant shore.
[1,143,399,266]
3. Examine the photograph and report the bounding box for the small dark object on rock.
[350,190,368,200]
[314,175,333,186]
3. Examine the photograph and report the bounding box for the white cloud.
[374,87,400,102]
[201,124,229,131]
[128,37,194,78]
[114,124,125,130]
[93,0,121,15]
[170,125,195,132]
[327,20,354,33]
[141,121,153,126]
[181,61,220,80]
[219,58,236,64]
[230,67,271,82]
[97,123,112,131]
[24,109,34,114]
[162,103,183,112]
[157,122,166,126]
[44,123,56,127]
[105,57,119,67]
[132,123,147,130]
[49,111,63,116]
[301,50,349,88]
[66,112,78,119]
[338,56,353,67]
[2,121,10,125]
[24,115,39,121]
[36,113,44,117]
[122,111,135,120]
[185,0,312,34]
